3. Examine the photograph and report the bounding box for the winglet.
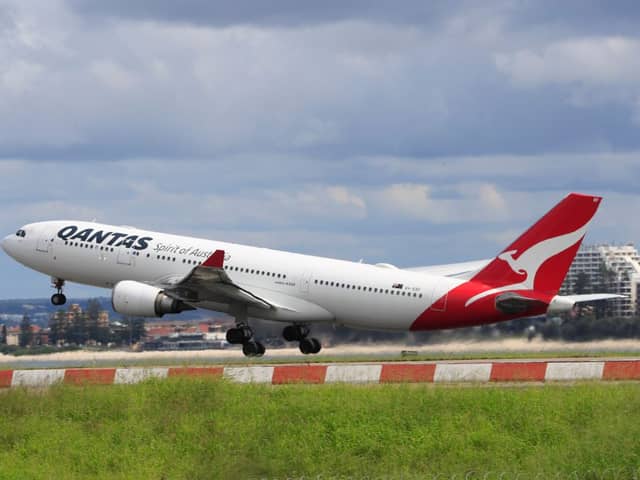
[202,250,225,268]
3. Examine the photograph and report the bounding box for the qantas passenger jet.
[1,193,619,356]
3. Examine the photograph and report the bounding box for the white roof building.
[561,244,640,317]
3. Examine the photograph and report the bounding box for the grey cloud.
[2,1,640,161]
[66,0,640,34]
[507,1,640,38]
[67,0,455,28]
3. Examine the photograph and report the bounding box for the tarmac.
[2,337,640,369]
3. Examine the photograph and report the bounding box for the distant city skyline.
[2,1,640,298]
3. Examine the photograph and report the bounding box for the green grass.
[0,380,639,479]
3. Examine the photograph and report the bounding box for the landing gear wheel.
[309,337,321,354]
[226,326,254,344]
[51,293,66,306]
[243,341,265,357]
[50,278,66,306]
[283,325,310,342]
[299,338,315,355]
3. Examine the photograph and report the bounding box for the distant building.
[97,311,110,328]
[5,324,46,346]
[5,326,19,346]
[561,244,640,317]
[143,320,229,350]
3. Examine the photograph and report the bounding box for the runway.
[3,337,640,370]
[2,357,640,388]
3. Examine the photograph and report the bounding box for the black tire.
[242,341,258,357]
[282,325,298,342]
[255,342,266,357]
[299,338,314,355]
[309,338,321,354]
[283,325,310,342]
[51,293,66,306]
[226,328,244,344]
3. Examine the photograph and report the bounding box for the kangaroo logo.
[464,223,590,307]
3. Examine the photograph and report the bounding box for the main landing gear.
[226,324,265,358]
[50,278,66,306]
[283,325,322,355]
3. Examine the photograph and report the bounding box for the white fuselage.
[1,221,460,330]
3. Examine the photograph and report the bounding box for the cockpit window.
[15,229,26,238]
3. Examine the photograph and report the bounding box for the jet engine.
[111,280,193,317]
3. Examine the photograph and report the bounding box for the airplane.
[1,192,621,357]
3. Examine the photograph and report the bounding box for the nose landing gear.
[282,325,321,354]
[50,278,66,306]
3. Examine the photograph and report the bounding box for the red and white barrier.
[1,359,640,388]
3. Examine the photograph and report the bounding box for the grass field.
[0,380,639,479]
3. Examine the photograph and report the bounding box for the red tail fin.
[470,193,601,298]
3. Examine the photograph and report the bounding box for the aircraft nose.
[1,235,12,254]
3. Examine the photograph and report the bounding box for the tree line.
[5,299,146,347]
[48,299,145,346]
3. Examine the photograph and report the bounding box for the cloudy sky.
[1,0,640,299]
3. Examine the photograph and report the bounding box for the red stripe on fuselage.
[410,283,552,331]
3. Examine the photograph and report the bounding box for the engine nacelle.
[112,280,193,317]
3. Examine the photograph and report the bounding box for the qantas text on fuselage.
[1,193,621,356]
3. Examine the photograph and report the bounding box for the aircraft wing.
[405,259,491,279]
[161,250,277,310]
[157,249,334,323]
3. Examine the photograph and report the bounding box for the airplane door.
[299,273,312,295]
[117,249,133,266]
[36,236,51,253]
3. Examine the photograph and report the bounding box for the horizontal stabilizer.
[547,293,625,314]
[495,292,625,315]
[560,293,626,303]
